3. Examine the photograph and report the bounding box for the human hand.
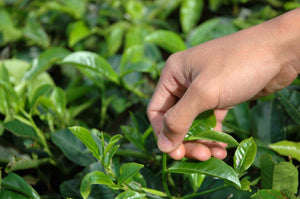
[147,8,300,161]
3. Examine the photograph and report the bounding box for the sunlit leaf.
[234,137,256,173]
[180,0,203,33]
[269,140,300,162]
[168,158,241,188]
[118,163,144,185]
[50,87,67,116]
[116,190,146,199]
[141,188,167,197]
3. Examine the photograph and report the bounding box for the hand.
[147,8,300,161]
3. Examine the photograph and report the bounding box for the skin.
[147,8,300,161]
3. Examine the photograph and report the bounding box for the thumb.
[157,81,218,153]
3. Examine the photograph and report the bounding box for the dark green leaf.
[275,89,300,125]
[184,130,239,146]
[251,189,287,199]
[234,137,257,173]
[0,189,29,199]
[5,158,52,172]
[121,125,145,152]
[61,51,119,84]
[118,163,144,185]
[69,126,100,159]
[180,0,204,33]
[80,171,117,199]
[168,158,241,188]
[4,120,38,139]
[269,140,300,162]
[145,30,186,53]
[250,100,285,144]
[116,190,146,199]
[261,154,298,195]
[1,173,40,199]
[24,47,70,81]
[51,129,96,166]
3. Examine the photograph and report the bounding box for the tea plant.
[0,0,300,198]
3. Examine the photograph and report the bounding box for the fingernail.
[158,132,173,152]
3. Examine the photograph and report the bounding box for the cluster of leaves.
[0,0,300,198]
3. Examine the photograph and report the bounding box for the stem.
[181,184,228,199]
[162,153,172,198]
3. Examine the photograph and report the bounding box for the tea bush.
[0,0,299,198]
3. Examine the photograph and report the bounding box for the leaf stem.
[162,153,172,198]
[181,184,228,199]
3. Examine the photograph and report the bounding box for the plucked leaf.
[80,171,117,199]
[4,120,38,140]
[168,158,241,188]
[61,51,119,84]
[115,190,146,199]
[275,89,300,125]
[118,163,144,185]
[234,137,257,173]
[69,126,100,159]
[51,129,96,166]
[269,140,300,162]
[24,47,70,81]
[145,30,186,53]
[1,173,40,199]
[180,0,204,33]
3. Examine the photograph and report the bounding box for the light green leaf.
[188,110,217,133]
[50,87,67,116]
[24,47,70,81]
[61,0,87,19]
[145,30,186,53]
[125,0,145,21]
[106,23,126,56]
[180,0,204,33]
[0,80,19,105]
[187,173,205,193]
[124,26,148,50]
[80,171,117,199]
[0,63,9,82]
[61,51,119,84]
[168,158,241,188]
[23,13,50,48]
[68,21,91,47]
[4,120,38,140]
[1,173,40,199]
[30,84,52,111]
[51,129,96,167]
[261,154,298,195]
[284,2,300,10]
[141,188,167,197]
[116,190,146,199]
[184,130,239,146]
[118,163,144,185]
[69,126,100,159]
[269,140,300,162]
[104,134,123,158]
[234,137,257,173]
[0,59,30,84]
[275,89,300,125]
[0,9,22,44]
[251,189,287,199]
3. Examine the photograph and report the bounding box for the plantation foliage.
[0,0,300,198]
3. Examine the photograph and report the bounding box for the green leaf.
[0,59,30,84]
[51,129,96,167]
[141,188,167,197]
[0,9,22,44]
[0,80,19,105]
[69,126,100,159]
[121,125,145,152]
[0,189,29,199]
[118,163,144,185]
[184,130,239,146]
[260,154,298,195]
[5,158,52,172]
[251,189,287,199]
[168,158,241,188]
[104,134,123,158]
[61,51,119,84]
[68,21,91,47]
[275,89,300,125]
[30,84,52,111]
[124,26,148,50]
[250,100,285,144]
[180,0,204,33]
[24,47,70,81]
[80,171,117,199]
[50,87,67,116]
[284,2,300,10]
[23,13,50,48]
[234,137,257,173]
[106,23,125,56]
[116,190,146,199]
[1,173,40,199]
[269,140,300,162]
[188,110,217,132]
[4,120,38,140]
[125,0,145,21]
[145,30,186,53]
[187,173,205,193]
[0,63,9,82]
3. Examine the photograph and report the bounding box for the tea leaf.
[68,21,91,47]
[180,0,203,33]
[118,163,144,185]
[116,190,146,199]
[168,158,241,188]
[234,137,256,173]
[4,120,38,140]
[251,189,287,199]
[269,140,300,162]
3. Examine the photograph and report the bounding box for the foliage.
[0,0,299,198]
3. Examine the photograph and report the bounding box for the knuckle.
[163,110,188,135]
